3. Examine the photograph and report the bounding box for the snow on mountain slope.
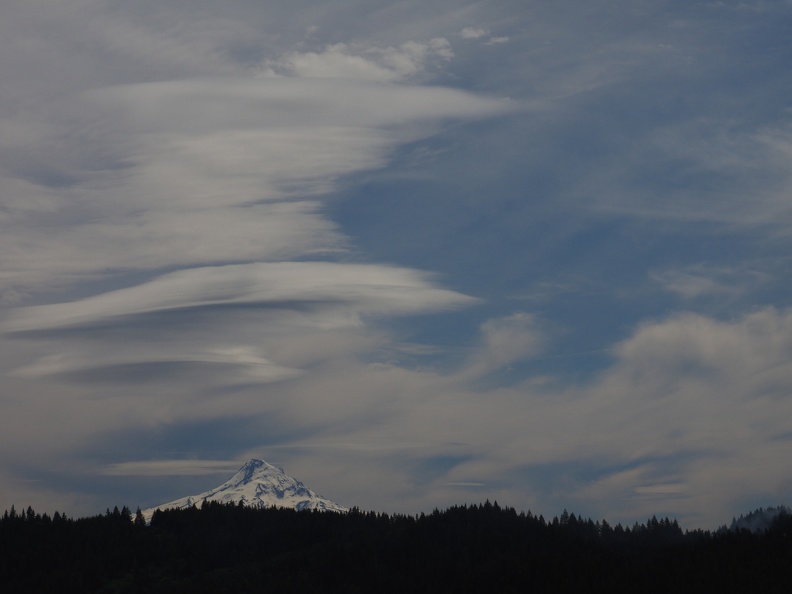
[142,459,346,522]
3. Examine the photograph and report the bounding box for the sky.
[1,0,792,530]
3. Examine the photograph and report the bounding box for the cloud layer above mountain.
[2,0,792,529]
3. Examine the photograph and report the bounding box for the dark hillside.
[1,502,790,593]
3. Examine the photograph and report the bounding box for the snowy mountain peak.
[233,459,278,486]
[142,459,347,522]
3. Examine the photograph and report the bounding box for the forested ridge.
[1,501,790,593]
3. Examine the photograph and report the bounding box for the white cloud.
[612,308,792,382]
[2,36,511,469]
[651,265,769,299]
[0,3,513,517]
[484,36,510,45]
[0,261,476,404]
[3,0,791,532]
[459,27,508,45]
[4,262,477,332]
[262,38,454,82]
[0,76,513,293]
[260,306,792,526]
[0,202,343,291]
[462,312,543,378]
[460,27,489,40]
[5,294,792,527]
[11,347,305,383]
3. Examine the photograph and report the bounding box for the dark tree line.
[1,501,791,593]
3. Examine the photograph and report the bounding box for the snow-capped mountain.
[142,459,346,522]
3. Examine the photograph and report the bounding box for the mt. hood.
[143,459,347,521]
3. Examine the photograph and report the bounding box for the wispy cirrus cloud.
[0,75,514,293]
[102,459,244,477]
[650,265,771,300]
[262,38,454,82]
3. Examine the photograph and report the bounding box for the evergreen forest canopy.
[1,501,790,593]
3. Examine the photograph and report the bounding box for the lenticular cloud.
[4,262,478,332]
